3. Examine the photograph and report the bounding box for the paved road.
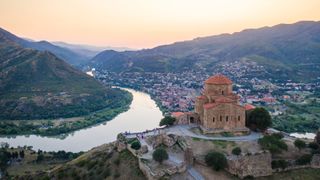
[188,167,205,180]
[125,124,262,141]
[166,125,262,141]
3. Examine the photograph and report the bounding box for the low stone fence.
[273,154,320,173]
[272,164,311,173]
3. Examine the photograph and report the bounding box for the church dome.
[205,74,232,85]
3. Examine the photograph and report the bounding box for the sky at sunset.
[0,0,319,49]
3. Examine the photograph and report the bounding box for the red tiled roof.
[262,97,276,103]
[205,74,232,85]
[244,104,256,111]
[215,96,234,103]
[197,95,207,100]
[171,112,184,117]
[203,103,220,109]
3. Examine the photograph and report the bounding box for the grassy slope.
[20,143,146,180]
[0,32,131,121]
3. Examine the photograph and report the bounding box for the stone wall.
[311,154,320,168]
[204,84,232,96]
[138,158,187,180]
[226,151,272,179]
[272,154,320,173]
[203,103,246,130]
[174,113,200,125]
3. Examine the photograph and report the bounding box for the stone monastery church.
[173,74,249,134]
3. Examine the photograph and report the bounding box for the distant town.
[93,60,320,118]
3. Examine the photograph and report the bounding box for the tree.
[315,129,320,144]
[258,134,288,154]
[131,141,141,150]
[247,107,272,131]
[309,142,319,150]
[19,150,25,159]
[272,160,288,169]
[296,154,312,165]
[294,139,306,150]
[0,148,10,170]
[159,116,176,127]
[152,148,168,164]
[205,151,228,171]
[36,154,44,162]
[232,147,242,155]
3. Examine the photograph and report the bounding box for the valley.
[1,19,320,179]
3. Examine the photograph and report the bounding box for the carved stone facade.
[194,74,248,133]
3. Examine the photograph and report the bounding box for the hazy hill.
[0,30,129,120]
[0,28,88,65]
[51,41,134,59]
[90,21,320,81]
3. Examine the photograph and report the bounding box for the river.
[0,88,163,152]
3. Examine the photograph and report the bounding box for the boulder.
[139,145,149,154]
[116,141,127,152]
[151,133,178,148]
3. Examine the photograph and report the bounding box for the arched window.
[222,90,224,95]
[213,117,215,122]
[220,116,222,121]
[226,116,229,122]
[238,116,241,121]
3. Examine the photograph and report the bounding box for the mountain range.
[0,28,91,66]
[90,21,320,82]
[51,41,134,58]
[0,29,128,120]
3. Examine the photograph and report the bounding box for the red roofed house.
[244,104,256,111]
[194,74,249,134]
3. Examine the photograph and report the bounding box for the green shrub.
[271,160,288,169]
[272,133,284,139]
[294,139,306,150]
[309,142,319,150]
[86,160,96,170]
[205,151,228,171]
[152,148,169,164]
[131,141,141,150]
[36,154,44,162]
[232,147,241,155]
[113,157,120,166]
[258,135,288,154]
[76,160,87,167]
[103,168,111,178]
[159,116,176,127]
[113,170,120,178]
[296,154,313,165]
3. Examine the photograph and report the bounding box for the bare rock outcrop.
[116,133,127,152]
[147,133,178,148]
[138,145,149,154]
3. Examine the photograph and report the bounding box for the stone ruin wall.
[226,151,273,179]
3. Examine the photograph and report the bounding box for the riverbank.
[0,88,163,152]
[0,89,133,136]
[110,84,170,115]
